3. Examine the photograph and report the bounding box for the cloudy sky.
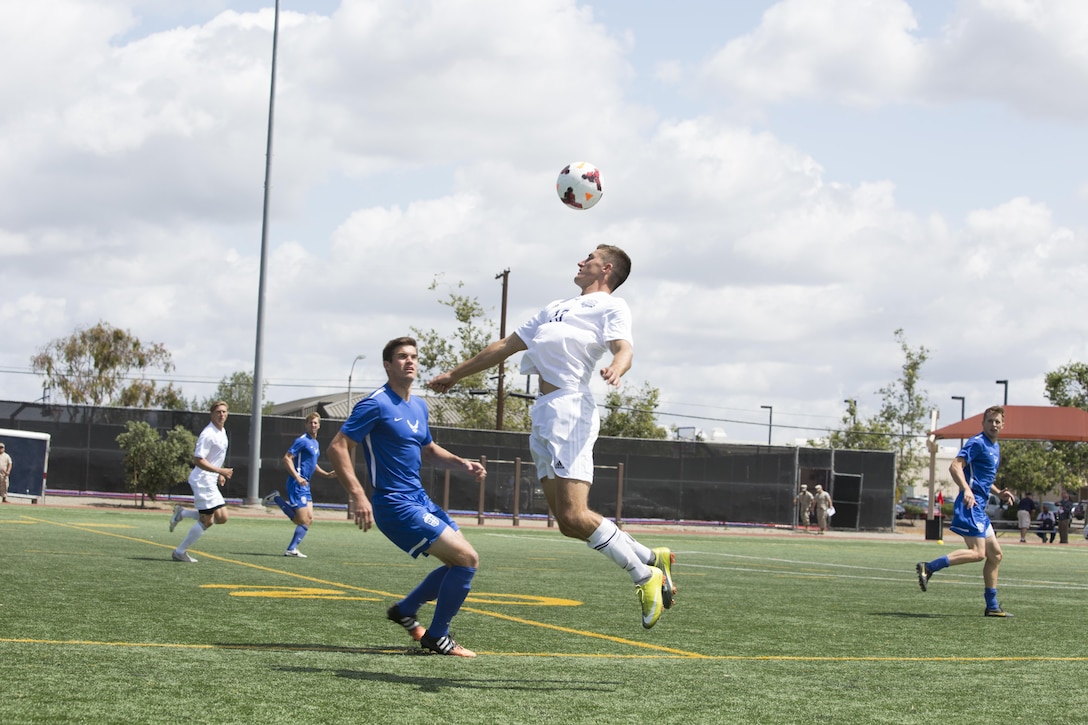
[2,0,1086,444]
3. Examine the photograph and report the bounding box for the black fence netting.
[1,400,897,530]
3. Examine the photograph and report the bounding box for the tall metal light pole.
[246,0,280,506]
[346,354,366,412]
[995,380,1008,405]
[951,395,965,448]
[761,405,773,445]
[494,269,510,431]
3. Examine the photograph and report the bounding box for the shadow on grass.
[215,642,414,655]
[274,665,620,693]
[870,611,950,619]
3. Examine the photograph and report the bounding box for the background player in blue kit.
[263,412,337,558]
[328,337,486,658]
[916,405,1016,616]
[428,245,675,630]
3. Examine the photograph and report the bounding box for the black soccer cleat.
[387,604,425,641]
[915,562,931,592]
[420,632,476,658]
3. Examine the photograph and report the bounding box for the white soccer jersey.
[514,291,633,392]
[188,421,228,488]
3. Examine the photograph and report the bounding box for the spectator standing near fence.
[428,245,676,630]
[793,484,814,532]
[813,484,832,534]
[0,442,11,503]
[1017,492,1037,543]
[1056,491,1074,544]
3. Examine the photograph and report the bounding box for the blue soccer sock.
[984,588,999,610]
[287,524,308,551]
[400,566,449,616]
[274,495,297,520]
[427,565,476,639]
[926,555,951,573]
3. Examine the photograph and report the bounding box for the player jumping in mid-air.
[262,412,337,558]
[916,405,1016,616]
[428,244,676,629]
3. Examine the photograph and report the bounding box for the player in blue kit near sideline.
[916,405,1016,616]
[262,412,337,558]
[328,337,486,658]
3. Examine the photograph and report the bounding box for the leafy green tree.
[600,382,668,439]
[412,277,531,432]
[810,329,931,497]
[31,321,185,408]
[196,371,273,414]
[996,439,1078,497]
[876,329,932,495]
[116,421,197,505]
[823,398,895,450]
[1044,362,1088,409]
[1042,362,1088,486]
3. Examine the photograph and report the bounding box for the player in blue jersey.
[328,337,486,658]
[428,245,675,630]
[262,412,337,558]
[916,405,1016,616]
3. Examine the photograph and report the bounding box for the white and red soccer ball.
[556,162,603,210]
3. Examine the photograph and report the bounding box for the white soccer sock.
[622,531,655,565]
[181,509,199,520]
[176,521,207,553]
[586,518,652,584]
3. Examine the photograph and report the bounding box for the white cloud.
[698,0,924,106]
[0,0,1084,444]
[693,0,1088,119]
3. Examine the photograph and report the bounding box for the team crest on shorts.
[423,512,440,528]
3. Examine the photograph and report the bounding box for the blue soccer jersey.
[949,431,1001,538]
[286,434,321,482]
[339,385,432,497]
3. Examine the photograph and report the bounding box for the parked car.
[985,494,1007,520]
[895,503,906,519]
[1074,501,1086,521]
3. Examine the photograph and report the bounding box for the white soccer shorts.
[529,390,599,483]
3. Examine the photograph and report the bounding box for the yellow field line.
[4,637,1088,662]
[460,606,705,657]
[16,514,703,657]
[17,514,401,598]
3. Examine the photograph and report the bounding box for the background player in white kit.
[428,245,676,629]
[169,400,234,562]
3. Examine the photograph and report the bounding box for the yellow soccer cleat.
[652,547,677,608]
[637,566,666,629]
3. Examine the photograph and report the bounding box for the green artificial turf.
[1,506,1085,724]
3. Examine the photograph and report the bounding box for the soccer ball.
[556,162,603,210]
